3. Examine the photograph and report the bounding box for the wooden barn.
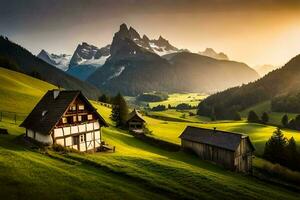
[20,89,108,152]
[179,126,255,173]
[126,109,145,133]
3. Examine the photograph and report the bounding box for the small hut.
[126,109,145,133]
[179,126,255,173]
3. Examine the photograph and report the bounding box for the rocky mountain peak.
[129,26,141,39]
[199,48,229,60]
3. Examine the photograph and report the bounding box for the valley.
[0,67,300,199]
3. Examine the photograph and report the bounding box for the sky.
[1,0,300,67]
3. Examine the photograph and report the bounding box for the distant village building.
[179,126,255,173]
[20,90,108,152]
[126,109,145,133]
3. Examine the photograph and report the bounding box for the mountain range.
[198,48,229,60]
[197,54,300,119]
[87,24,259,95]
[37,50,71,71]
[29,23,260,96]
[38,24,188,81]
[254,64,278,77]
[0,36,101,100]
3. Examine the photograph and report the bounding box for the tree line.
[247,110,300,131]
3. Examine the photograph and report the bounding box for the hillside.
[198,54,300,119]
[0,36,101,100]
[87,24,259,96]
[0,67,56,113]
[1,66,299,199]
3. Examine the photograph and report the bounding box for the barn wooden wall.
[181,139,253,172]
[182,140,235,170]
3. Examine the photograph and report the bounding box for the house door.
[72,136,79,150]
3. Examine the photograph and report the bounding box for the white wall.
[35,132,53,144]
[27,129,34,138]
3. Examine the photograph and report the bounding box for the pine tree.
[286,137,299,170]
[247,110,260,123]
[281,114,288,127]
[99,94,109,103]
[261,112,269,124]
[110,93,128,127]
[263,127,287,165]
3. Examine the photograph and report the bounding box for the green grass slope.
[240,101,299,126]
[0,67,56,113]
[0,68,299,199]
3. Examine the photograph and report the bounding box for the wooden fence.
[0,111,28,124]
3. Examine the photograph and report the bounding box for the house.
[20,89,108,152]
[126,109,145,133]
[179,126,255,173]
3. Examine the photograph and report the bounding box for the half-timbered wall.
[53,121,101,152]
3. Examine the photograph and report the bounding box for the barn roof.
[179,126,255,152]
[127,109,145,122]
[20,90,108,135]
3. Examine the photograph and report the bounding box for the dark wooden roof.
[20,90,108,135]
[179,126,255,152]
[127,109,145,122]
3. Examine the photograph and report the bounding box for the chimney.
[53,89,60,99]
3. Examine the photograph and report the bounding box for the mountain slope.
[197,54,300,119]
[167,52,258,93]
[0,36,101,99]
[87,25,259,96]
[37,50,71,71]
[199,48,229,60]
[67,42,111,80]
[254,64,277,77]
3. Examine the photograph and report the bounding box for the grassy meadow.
[1,67,300,199]
[240,101,299,126]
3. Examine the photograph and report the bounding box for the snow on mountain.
[37,50,71,71]
[108,66,125,80]
[116,23,187,56]
[69,43,110,68]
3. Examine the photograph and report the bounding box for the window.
[78,115,82,122]
[62,117,67,123]
[87,114,93,120]
[73,116,77,122]
[78,105,85,110]
[69,105,76,111]
[80,135,85,142]
[73,136,79,145]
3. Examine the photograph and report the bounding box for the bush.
[247,110,260,123]
[281,114,288,127]
[176,103,192,110]
[261,163,300,185]
[137,92,168,102]
[151,105,166,111]
[51,144,78,153]
[261,112,269,124]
